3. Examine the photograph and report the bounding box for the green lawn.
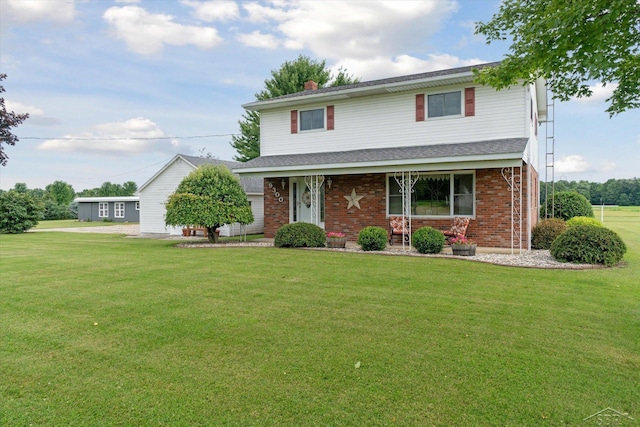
[1,209,638,426]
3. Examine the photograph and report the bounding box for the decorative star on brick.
[344,188,364,209]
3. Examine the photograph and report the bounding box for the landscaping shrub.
[412,226,445,254]
[357,226,387,251]
[541,191,594,221]
[0,191,44,234]
[550,225,627,266]
[531,218,566,249]
[274,222,326,248]
[566,216,602,228]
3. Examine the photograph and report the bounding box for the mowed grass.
[1,209,638,426]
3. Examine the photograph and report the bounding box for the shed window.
[115,202,125,218]
[99,203,109,218]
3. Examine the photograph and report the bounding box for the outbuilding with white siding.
[137,154,264,236]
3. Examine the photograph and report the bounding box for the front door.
[291,177,325,227]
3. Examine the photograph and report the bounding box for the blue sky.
[1,0,638,192]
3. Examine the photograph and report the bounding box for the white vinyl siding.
[259,85,527,157]
[139,158,196,235]
[114,202,125,218]
[98,203,108,218]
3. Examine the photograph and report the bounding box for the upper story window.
[416,88,474,121]
[115,202,125,218]
[99,202,108,218]
[300,108,324,131]
[428,91,462,118]
[291,106,334,133]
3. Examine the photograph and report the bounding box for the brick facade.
[263,163,539,248]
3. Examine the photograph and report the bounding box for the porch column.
[393,171,420,251]
[501,167,523,254]
[304,175,324,226]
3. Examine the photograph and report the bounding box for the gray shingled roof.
[268,61,500,102]
[180,154,264,193]
[233,138,527,172]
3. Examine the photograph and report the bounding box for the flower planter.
[326,237,347,249]
[451,244,476,256]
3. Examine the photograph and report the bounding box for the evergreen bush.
[357,226,387,251]
[550,225,626,266]
[566,216,602,228]
[412,227,445,254]
[274,222,326,248]
[0,191,44,234]
[531,218,566,249]
[541,191,594,221]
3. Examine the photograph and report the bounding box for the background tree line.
[0,180,137,220]
[541,178,640,206]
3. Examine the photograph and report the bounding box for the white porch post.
[501,167,523,255]
[393,171,420,251]
[304,175,324,226]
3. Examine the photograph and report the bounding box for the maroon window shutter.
[290,110,298,134]
[465,88,475,116]
[327,105,334,130]
[415,94,425,121]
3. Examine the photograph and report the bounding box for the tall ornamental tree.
[474,0,640,116]
[231,56,359,162]
[1,74,29,166]
[164,165,253,243]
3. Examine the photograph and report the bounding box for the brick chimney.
[304,80,318,91]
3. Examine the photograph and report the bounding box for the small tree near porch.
[165,165,254,243]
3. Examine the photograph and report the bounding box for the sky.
[1,0,638,192]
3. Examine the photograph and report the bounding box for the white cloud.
[103,6,223,56]
[239,0,458,61]
[37,117,186,155]
[182,0,239,22]
[236,30,279,49]
[4,100,60,126]
[572,82,618,103]
[599,160,617,173]
[333,54,485,81]
[555,155,590,173]
[3,0,75,24]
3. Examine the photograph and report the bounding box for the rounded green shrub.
[357,226,387,251]
[412,226,445,254]
[550,225,627,266]
[0,191,44,234]
[566,216,602,228]
[274,222,326,248]
[541,191,594,221]
[531,218,566,249]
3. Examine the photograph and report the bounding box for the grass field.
[1,209,638,425]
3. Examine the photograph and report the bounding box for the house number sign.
[267,182,284,203]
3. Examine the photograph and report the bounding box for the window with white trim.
[427,91,462,118]
[99,202,109,218]
[300,108,324,131]
[114,202,125,218]
[388,172,474,217]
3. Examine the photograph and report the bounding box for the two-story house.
[233,62,547,250]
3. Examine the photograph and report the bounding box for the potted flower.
[450,235,476,256]
[326,231,347,248]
